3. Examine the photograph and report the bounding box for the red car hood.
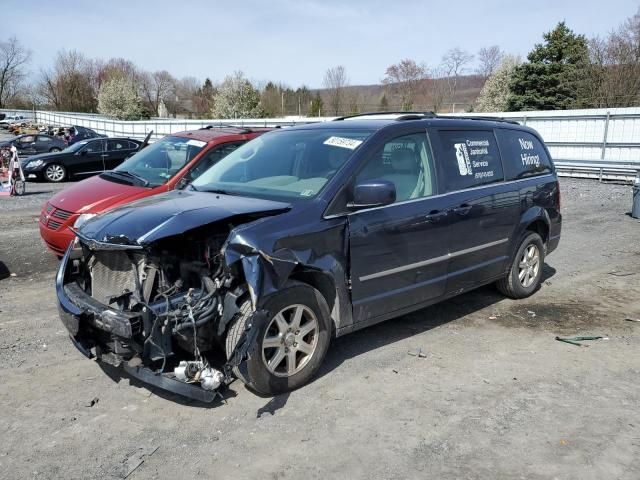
[48,175,154,214]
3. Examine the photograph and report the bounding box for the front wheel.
[44,163,66,182]
[496,232,545,299]
[225,283,332,395]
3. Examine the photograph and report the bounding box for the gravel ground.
[0,176,639,480]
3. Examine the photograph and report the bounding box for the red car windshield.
[109,136,206,187]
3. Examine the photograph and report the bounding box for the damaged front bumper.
[56,245,256,403]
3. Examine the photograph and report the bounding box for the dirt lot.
[1,173,639,480]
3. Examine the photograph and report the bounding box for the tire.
[44,163,66,182]
[225,282,332,395]
[496,231,545,299]
[49,147,61,153]
[12,179,25,196]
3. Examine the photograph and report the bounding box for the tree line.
[0,7,638,118]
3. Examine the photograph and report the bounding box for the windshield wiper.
[109,170,149,187]
[201,188,237,195]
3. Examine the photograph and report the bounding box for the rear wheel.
[44,163,66,182]
[225,283,331,395]
[496,232,544,299]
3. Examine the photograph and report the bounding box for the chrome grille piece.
[90,251,138,305]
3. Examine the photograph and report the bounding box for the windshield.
[64,141,88,152]
[191,129,373,200]
[108,136,206,187]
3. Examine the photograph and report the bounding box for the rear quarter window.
[436,130,504,192]
[496,129,553,180]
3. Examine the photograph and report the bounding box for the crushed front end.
[56,229,255,403]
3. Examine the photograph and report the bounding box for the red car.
[40,127,271,256]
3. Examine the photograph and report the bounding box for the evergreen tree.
[508,22,589,111]
[310,92,323,116]
[379,94,389,111]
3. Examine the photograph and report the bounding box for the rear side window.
[496,129,552,180]
[436,130,503,192]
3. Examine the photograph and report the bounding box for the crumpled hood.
[78,189,291,246]
[48,175,150,214]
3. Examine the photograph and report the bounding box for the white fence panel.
[3,107,640,167]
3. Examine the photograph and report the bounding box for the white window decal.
[323,136,363,150]
[518,137,541,167]
[454,143,472,176]
[186,139,206,148]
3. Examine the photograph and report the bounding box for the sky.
[3,0,639,88]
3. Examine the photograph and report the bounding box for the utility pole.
[281,91,284,117]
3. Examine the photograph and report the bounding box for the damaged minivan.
[57,113,561,401]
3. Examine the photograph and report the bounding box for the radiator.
[90,251,138,305]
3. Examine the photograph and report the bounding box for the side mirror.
[348,179,396,209]
[176,177,190,190]
[78,150,87,156]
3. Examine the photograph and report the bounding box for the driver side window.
[355,132,436,203]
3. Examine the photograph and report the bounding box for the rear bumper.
[547,213,562,255]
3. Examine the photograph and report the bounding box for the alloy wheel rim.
[261,304,319,377]
[46,165,64,181]
[518,244,540,288]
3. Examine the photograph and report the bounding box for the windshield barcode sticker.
[323,136,363,150]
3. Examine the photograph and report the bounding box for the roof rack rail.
[440,115,520,125]
[199,125,253,133]
[333,111,436,121]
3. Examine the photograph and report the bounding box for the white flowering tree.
[475,55,520,113]
[211,71,263,119]
[97,77,145,120]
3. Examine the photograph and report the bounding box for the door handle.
[425,210,447,223]
[452,204,472,216]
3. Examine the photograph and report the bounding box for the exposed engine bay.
[56,188,351,402]
[61,221,262,401]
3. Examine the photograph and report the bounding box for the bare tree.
[0,37,31,108]
[428,66,449,112]
[585,8,640,107]
[94,57,140,90]
[476,46,503,79]
[441,48,474,110]
[140,70,177,116]
[323,65,349,115]
[38,50,97,112]
[382,59,428,110]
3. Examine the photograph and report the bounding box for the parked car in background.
[0,134,67,156]
[67,126,106,145]
[0,115,29,128]
[55,113,562,400]
[23,137,143,183]
[39,127,271,256]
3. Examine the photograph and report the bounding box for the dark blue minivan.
[57,113,561,401]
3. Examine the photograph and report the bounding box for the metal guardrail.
[3,107,640,182]
[555,159,640,182]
